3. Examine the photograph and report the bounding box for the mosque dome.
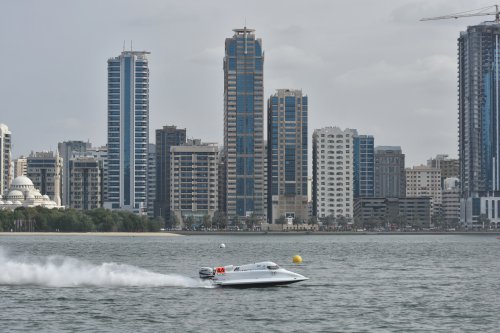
[13,201,22,205]
[7,190,24,199]
[11,176,34,187]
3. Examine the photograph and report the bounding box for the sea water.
[0,234,499,332]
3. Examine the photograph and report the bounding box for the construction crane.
[420,4,500,23]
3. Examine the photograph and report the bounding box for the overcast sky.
[0,0,494,165]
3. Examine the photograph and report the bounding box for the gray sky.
[0,0,493,165]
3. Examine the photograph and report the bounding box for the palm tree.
[478,214,491,231]
[292,217,302,231]
[323,214,335,231]
[275,215,286,230]
[202,214,212,230]
[308,216,318,230]
[337,215,348,231]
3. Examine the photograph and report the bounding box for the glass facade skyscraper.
[224,27,264,218]
[459,22,500,227]
[267,89,308,223]
[105,50,150,214]
[353,134,374,198]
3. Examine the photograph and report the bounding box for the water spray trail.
[0,247,213,288]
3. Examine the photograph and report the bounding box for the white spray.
[0,247,212,288]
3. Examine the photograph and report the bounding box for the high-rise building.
[427,154,459,188]
[353,134,374,198]
[458,23,500,227]
[217,148,227,214]
[312,127,355,219]
[13,157,27,178]
[223,27,265,218]
[170,140,218,227]
[87,145,107,205]
[147,143,156,218]
[155,125,186,220]
[27,151,62,206]
[68,156,101,210]
[267,89,308,223]
[0,124,12,196]
[374,146,406,198]
[442,177,460,227]
[105,50,150,214]
[58,140,91,206]
[263,140,268,221]
[406,165,442,216]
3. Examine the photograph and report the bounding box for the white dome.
[7,190,24,198]
[0,201,4,204]
[5,201,13,205]
[42,195,50,200]
[11,176,34,187]
[26,192,35,199]
[13,201,22,205]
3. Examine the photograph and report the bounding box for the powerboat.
[199,261,308,287]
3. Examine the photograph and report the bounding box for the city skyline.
[0,0,487,166]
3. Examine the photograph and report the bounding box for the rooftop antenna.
[123,40,125,52]
[244,18,248,55]
[130,40,133,51]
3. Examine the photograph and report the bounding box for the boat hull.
[214,277,308,288]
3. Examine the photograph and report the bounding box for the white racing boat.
[199,261,308,287]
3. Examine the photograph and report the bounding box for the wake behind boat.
[199,261,308,287]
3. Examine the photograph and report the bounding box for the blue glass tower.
[459,23,500,227]
[353,134,374,198]
[105,50,150,214]
[224,28,264,218]
[267,89,308,223]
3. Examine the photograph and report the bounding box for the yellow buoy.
[292,255,303,264]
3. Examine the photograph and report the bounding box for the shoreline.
[171,231,500,236]
[0,232,181,237]
[0,231,499,236]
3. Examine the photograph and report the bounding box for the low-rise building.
[354,197,432,229]
[406,165,442,216]
[442,177,460,227]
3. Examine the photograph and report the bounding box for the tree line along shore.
[0,207,163,233]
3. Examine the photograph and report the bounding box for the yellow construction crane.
[420,4,500,23]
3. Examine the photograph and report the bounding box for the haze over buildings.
[1,0,470,167]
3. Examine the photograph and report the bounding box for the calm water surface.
[0,234,499,332]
